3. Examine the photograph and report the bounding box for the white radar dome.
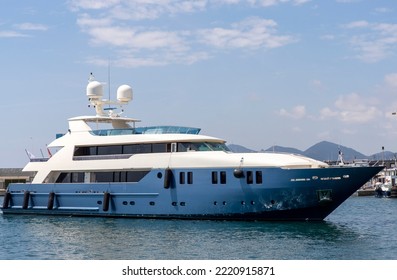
[117,85,133,103]
[86,81,104,99]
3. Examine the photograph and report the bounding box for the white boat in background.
[1,74,384,220]
[374,167,397,198]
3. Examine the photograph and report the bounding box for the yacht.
[1,76,384,220]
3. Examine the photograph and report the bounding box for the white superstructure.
[23,77,327,184]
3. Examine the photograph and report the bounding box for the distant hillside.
[304,141,367,162]
[263,145,302,154]
[228,144,256,153]
[230,141,396,162]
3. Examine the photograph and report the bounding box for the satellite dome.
[86,81,103,99]
[117,85,133,103]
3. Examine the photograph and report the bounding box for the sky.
[1,0,397,167]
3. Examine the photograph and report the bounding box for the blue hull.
[1,166,383,221]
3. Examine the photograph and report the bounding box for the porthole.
[180,202,186,206]
[270,200,275,205]
[97,200,102,205]
[241,201,245,205]
[222,201,227,206]
[130,201,135,205]
[157,172,163,179]
[172,202,177,206]
[214,201,218,206]
[250,201,255,205]
[149,201,155,206]
[122,201,128,205]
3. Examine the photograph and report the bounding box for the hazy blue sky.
[1,0,397,167]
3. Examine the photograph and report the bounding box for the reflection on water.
[1,196,396,260]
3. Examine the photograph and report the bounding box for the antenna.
[88,72,95,82]
[107,59,111,107]
[86,73,133,117]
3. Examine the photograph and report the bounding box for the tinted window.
[212,171,218,184]
[256,171,263,184]
[152,143,167,153]
[97,145,122,155]
[220,171,226,184]
[247,171,253,184]
[123,144,152,154]
[95,172,114,182]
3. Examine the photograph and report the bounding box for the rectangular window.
[126,171,149,182]
[74,146,87,156]
[220,171,226,184]
[74,146,97,156]
[97,145,122,155]
[212,171,218,184]
[89,170,150,183]
[123,144,151,154]
[56,172,71,183]
[90,146,98,155]
[152,143,167,153]
[246,171,253,184]
[71,172,85,183]
[187,172,193,184]
[120,171,127,182]
[113,172,122,182]
[178,142,189,152]
[256,171,263,184]
[95,172,114,182]
[179,172,185,184]
[57,172,85,183]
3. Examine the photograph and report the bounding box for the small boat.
[374,168,397,198]
[1,75,384,220]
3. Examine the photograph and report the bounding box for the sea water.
[0,196,396,260]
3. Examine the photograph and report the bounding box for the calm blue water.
[0,195,396,260]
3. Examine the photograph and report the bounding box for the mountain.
[304,141,367,162]
[263,145,302,155]
[229,141,396,162]
[228,144,256,153]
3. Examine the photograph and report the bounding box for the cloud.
[320,92,381,123]
[197,17,296,50]
[248,0,311,6]
[69,0,313,19]
[279,105,306,119]
[0,31,28,38]
[385,73,397,88]
[336,0,360,3]
[68,0,302,67]
[0,22,48,38]
[14,23,49,31]
[85,25,188,51]
[375,7,393,14]
[68,0,121,11]
[85,50,210,67]
[344,20,370,29]
[73,1,295,67]
[69,0,207,20]
[344,21,397,63]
